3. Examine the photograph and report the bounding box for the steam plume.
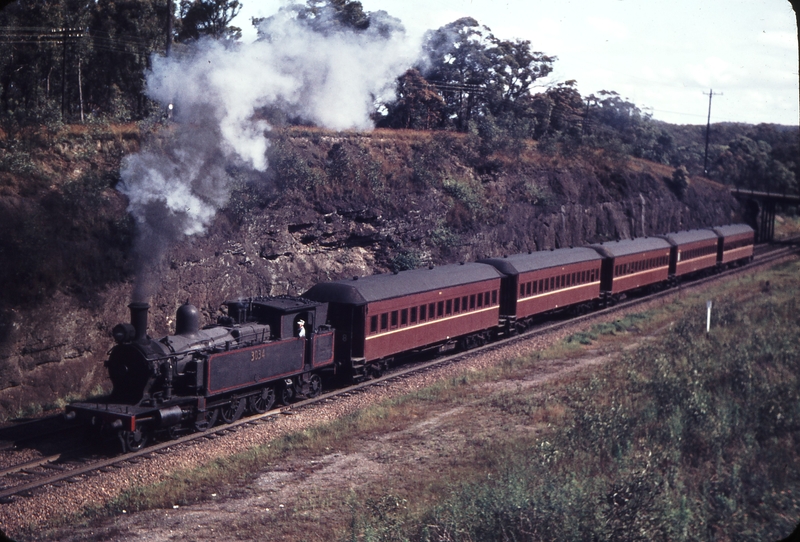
[118,7,418,302]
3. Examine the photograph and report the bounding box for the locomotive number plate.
[251,348,266,362]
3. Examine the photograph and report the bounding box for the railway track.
[0,240,796,504]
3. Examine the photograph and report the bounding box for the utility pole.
[61,25,68,120]
[166,0,173,57]
[703,89,722,177]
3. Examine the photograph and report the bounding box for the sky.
[233,0,800,127]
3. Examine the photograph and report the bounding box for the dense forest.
[0,0,797,194]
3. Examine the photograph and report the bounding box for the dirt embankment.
[0,124,742,418]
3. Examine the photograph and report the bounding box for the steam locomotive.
[66,297,334,451]
[65,224,754,452]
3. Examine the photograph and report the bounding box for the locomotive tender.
[66,224,754,451]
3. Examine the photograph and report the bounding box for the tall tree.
[420,17,493,131]
[484,37,554,117]
[379,68,445,130]
[87,0,171,120]
[713,135,797,193]
[178,0,241,42]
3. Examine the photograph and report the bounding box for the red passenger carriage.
[713,224,755,266]
[658,229,720,280]
[304,263,503,379]
[480,247,603,328]
[589,237,671,302]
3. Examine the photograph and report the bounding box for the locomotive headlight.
[112,323,136,344]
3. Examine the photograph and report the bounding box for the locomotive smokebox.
[129,302,150,343]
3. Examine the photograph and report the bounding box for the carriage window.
[401,308,408,326]
[437,301,444,317]
[420,304,427,321]
[520,283,525,297]
[470,294,476,309]
[462,296,468,310]
[477,293,484,308]
[532,281,538,294]
[486,291,492,305]
[391,311,398,328]
[526,282,532,295]
[429,303,435,319]
[556,275,561,289]
[550,277,555,290]
[411,307,417,323]
[370,315,378,334]
[380,313,388,331]
[446,299,452,315]
[581,270,586,283]
[454,297,460,312]
[539,279,544,292]
[492,290,497,304]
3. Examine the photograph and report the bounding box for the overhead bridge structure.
[729,188,800,243]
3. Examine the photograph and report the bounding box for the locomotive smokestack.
[129,302,150,343]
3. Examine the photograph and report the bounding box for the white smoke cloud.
[119,6,421,301]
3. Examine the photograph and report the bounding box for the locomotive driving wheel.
[278,385,294,406]
[194,408,218,432]
[307,374,322,398]
[220,398,246,423]
[119,428,148,453]
[249,387,276,413]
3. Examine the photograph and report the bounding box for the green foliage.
[378,69,445,131]
[178,0,242,42]
[428,221,460,250]
[268,138,323,191]
[667,165,689,198]
[519,179,550,205]
[388,249,426,272]
[441,177,482,214]
[712,134,798,193]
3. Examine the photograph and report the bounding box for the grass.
[775,214,800,240]
[30,258,800,541]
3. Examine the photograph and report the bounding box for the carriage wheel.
[220,398,246,424]
[249,387,276,414]
[119,428,148,453]
[194,408,219,432]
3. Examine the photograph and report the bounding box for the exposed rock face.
[0,128,742,418]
